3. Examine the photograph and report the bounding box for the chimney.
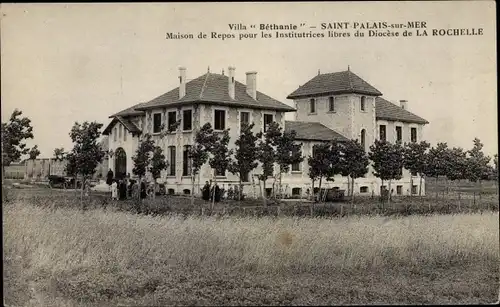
[228,66,235,99]
[179,67,186,99]
[399,99,408,110]
[246,71,257,100]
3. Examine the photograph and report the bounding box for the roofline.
[135,100,297,112]
[287,89,383,99]
[109,111,143,119]
[102,117,142,136]
[376,116,429,125]
[293,137,349,142]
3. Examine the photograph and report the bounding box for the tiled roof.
[102,116,141,136]
[110,103,146,118]
[285,121,348,142]
[287,70,383,99]
[109,72,296,118]
[376,97,429,124]
[133,72,296,112]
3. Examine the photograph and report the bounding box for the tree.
[67,121,106,202]
[493,154,498,181]
[132,134,155,200]
[149,146,168,199]
[53,148,66,161]
[228,123,259,201]
[368,140,404,208]
[27,145,41,179]
[403,141,430,196]
[466,138,491,181]
[466,138,491,201]
[308,141,342,202]
[445,147,468,208]
[189,123,218,206]
[208,129,233,209]
[256,123,280,206]
[28,145,40,160]
[274,128,303,199]
[1,109,34,178]
[424,142,449,199]
[340,139,369,204]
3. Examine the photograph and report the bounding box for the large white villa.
[103,66,429,197]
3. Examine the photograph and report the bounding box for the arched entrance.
[115,147,127,180]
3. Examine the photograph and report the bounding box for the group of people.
[201,181,222,202]
[107,169,147,201]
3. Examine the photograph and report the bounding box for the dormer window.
[360,96,366,111]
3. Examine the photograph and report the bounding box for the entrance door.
[115,147,127,180]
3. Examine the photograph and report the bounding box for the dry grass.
[3,201,499,306]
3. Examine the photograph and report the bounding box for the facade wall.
[290,93,427,197]
[108,120,139,177]
[106,98,427,197]
[295,95,353,138]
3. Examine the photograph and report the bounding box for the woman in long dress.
[111,180,118,200]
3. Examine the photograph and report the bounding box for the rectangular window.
[396,126,402,143]
[182,145,192,176]
[124,129,127,141]
[292,188,302,196]
[240,111,250,130]
[153,113,162,134]
[118,125,122,139]
[328,97,335,112]
[360,186,369,193]
[182,109,192,131]
[309,98,316,113]
[411,127,417,143]
[241,171,250,183]
[113,127,117,141]
[263,114,274,132]
[168,111,177,132]
[396,185,403,195]
[411,185,418,195]
[214,109,226,130]
[379,125,386,141]
[361,96,366,111]
[215,168,226,177]
[168,146,176,176]
[291,144,302,172]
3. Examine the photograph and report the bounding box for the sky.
[1,2,497,158]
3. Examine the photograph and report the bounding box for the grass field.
[4,196,499,306]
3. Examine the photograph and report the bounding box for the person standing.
[202,181,210,201]
[106,169,114,187]
[128,179,134,199]
[111,180,118,200]
[214,183,221,203]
